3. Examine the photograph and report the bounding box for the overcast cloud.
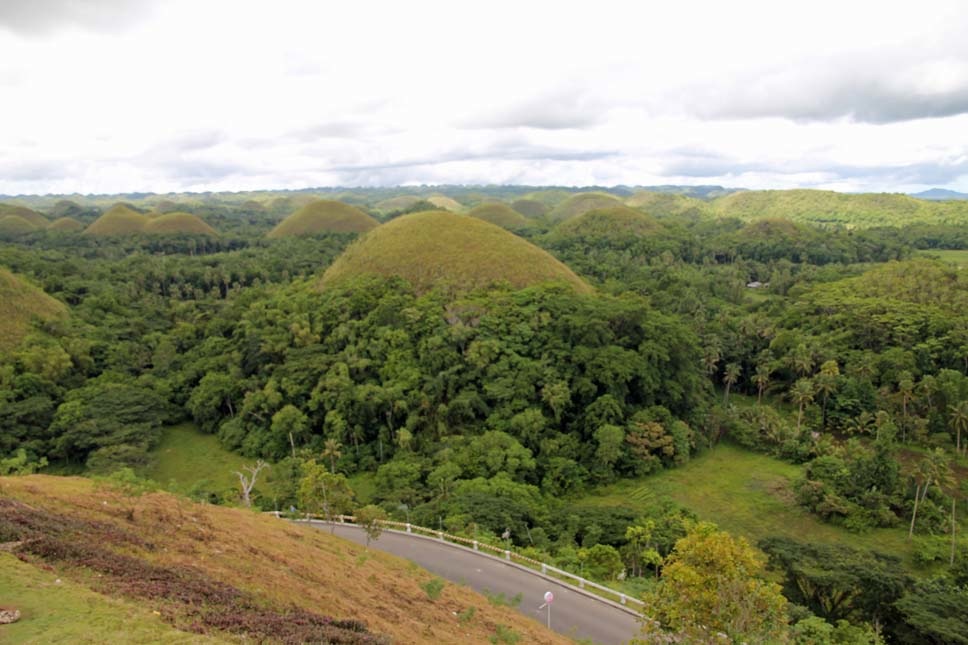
[1,0,968,194]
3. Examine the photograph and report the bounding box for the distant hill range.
[910,188,968,201]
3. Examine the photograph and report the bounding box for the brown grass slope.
[625,191,709,218]
[83,204,149,236]
[320,210,592,295]
[0,267,67,353]
[0,203,48,227]
[144,212,219,236]
[268,200,379,238]
[0,476,568,645]
[467,202,531,231]
[373,195,423,214]
[426,195,465,212]
[510,198,549,219]
[548,192,625,223]
[554,205,662,242]
[47,217,85,233]
[0,214,40,236]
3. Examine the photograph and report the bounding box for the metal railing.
[276,511,645,612]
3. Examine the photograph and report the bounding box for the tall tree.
[722,362,741,406]
[790,378,815,434]
[948,401,968,456]
[753,362,772,405]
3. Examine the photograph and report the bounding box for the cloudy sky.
[2,0,968,195]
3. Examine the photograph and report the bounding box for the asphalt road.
[306,521,641,644]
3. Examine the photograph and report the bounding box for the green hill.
[83,204,149,236]
[373,195,423,214]
[47,217,85,233]
[48,199,87,219]
[0,203,48,227]
[0,267,68,353]
[0,214,40,236]
[426,195,465,212]
[319,210,592,295]
[548,192,625,223]
[467,202,531,231]
[625,191,708,218]
[267,200,378,238]
[553,205,662,242]
[144,212,218,236]
[510,198,549,219]
[709,189,968,227]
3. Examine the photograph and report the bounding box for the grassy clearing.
[917,248,968,267]
[580,443,914,564]
[0,553,226,644]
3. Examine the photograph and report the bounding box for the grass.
[467,203,531,231]
[0,553,225,644]
[0,215,41,236]
[548,192,624,223]
[141,423,274,501]
[0,203,48,226]
[82,204,148,236]
[0,267,68,354]
[144,212,218,236]
[580,443,914,565]
[624,191,707,217]
[319,210,592,295]
[267,200,378,238]
[46,217,84,232]
[426,195,465,213]
[553,206,661,241]
[918,248,968,267]
[0,475,570,644]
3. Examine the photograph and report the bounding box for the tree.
[722,362,741,406]
[948,401,968,456]
[355,504,388,550]
[322,438,342,473]
[790,378,815,434]
[270,404,308,459]
[753,362,772,405]
[234,460,268,508]
[643,522,788,644]
[908,449,952,539]
[298,459,354,532]
[816,360,840,429]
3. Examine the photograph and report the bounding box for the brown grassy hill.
[373,195,423,214]
[554,206,662,242]
[0,475,567,645]
[467,202,531,231]
[151,199,183,214]
[0,214,40,236]
[0,267,67,353]
[320,210,592,295]
[426,195,465,212]
[83,204,149,236]
[510,198,549,219]
[144,212,218,236]
[47,217,85,233]
[0,203,47,227]
[48,199,86,219]
[548,192,625,223]
[267,200,379,238]
[625,191,708,218]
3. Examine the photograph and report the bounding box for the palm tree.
[908,449,952,539]
[947,401,968,456]
[322,438,342,472]
[722,363,742,406]
[789,378,814,434]
[790,343,814,378]
[753,363,772,405]
[897,372,914,441]
[815,360,840,430]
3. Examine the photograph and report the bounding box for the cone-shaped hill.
[426,195,465,212]
[554,205,662,243]
[320,210,592,295]
[48,199,86,219]
[467,202,531,231]
[83,204,149,236]
[0,215,40,236]
[0,203,47,227]
[47,217,85,233]
[144,212,218,236]
[0,267,67,353]
[626,191,708,218]
[510,198,549,219]
[267,200,379,238]
[548,192,624,222]
[373,195,423,214]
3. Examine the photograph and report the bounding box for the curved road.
[306,521,641,644]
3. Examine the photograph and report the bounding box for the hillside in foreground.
[0,475,567,644]
[0,267,67,353]
[320,210,592,295]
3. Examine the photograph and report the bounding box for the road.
[306,521,642,644]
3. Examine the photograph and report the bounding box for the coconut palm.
[722,363,742,406]
[789,378,814,434]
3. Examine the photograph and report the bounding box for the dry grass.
[553,205,661,241]
[548,192,624,223]
[47,217,85,233]
[467,203,531,231]
[0,215,41,236]
[0,204,48,227]
[319,210,592,295]
[372,195,423,214]
[267,200,378,238]
[0,476,569,644]
[0,267,67,353]
[625,191,708,217]
[83,204,149,236]
[426,195,465,213]
[510,198,548,219]
[144,213,219,236]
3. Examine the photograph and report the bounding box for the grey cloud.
[0,159,73,182]
[149,130,226,155]
[0,0,155,35]
[463,88,606,130]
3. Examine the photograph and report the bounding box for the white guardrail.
[273,511,645,612]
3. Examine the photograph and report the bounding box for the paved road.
[306,521,641,644]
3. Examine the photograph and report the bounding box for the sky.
[1,0,968,195]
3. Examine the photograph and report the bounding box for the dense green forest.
[2,187,968,643]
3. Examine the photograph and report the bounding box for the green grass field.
[917,249,968,267]
[579,443,914,565]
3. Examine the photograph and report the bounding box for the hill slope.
[625,191,708,218]
[268,200,378,238]
[0,475,566,645]
[548,192,625,223]
[47,217,85,232]
[467,202,531,231]
[144,212,218,236]
[0,267,67,353]
[0,203,48,227]
[320,210,592,295]
[0,214,40,236]
[83,204,149,236]
[554,205,661,243]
